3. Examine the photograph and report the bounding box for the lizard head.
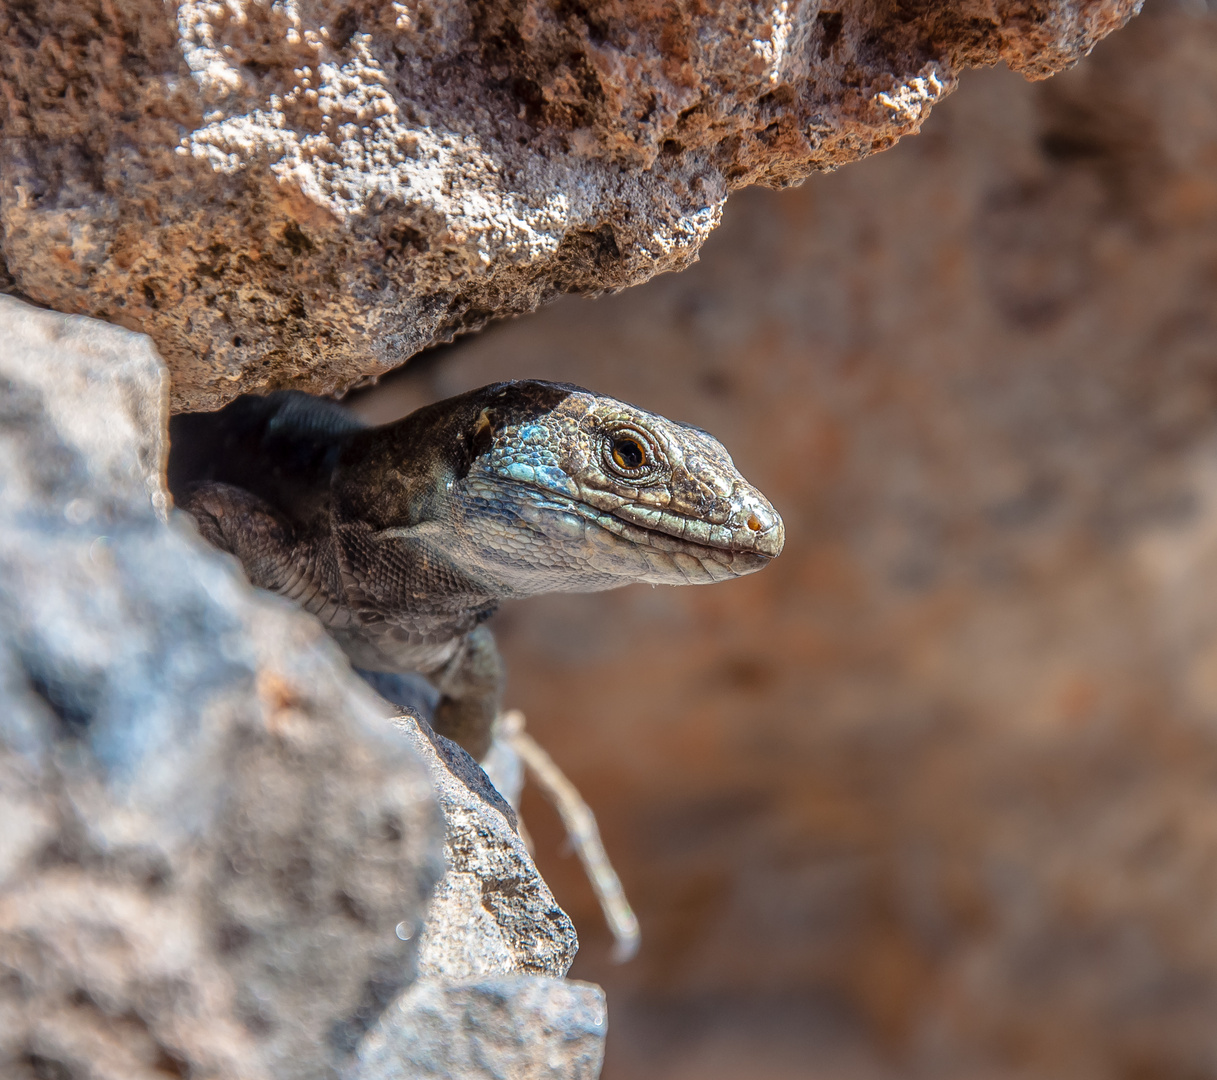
[365,380,784,596]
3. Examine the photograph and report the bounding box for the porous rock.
[0,0,1140,411]
[392,714,579,981]
[0,295,446,1079]
[351,975,607,1080]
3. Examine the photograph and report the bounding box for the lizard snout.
[730,494,784,557]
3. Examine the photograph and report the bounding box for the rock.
[0,295,600,1079]
[0,295,446,1079]
[0,0,1140,411]
[391,715,579,981]
[351,976,607,1080]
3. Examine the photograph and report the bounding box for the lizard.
[168,381,784,759]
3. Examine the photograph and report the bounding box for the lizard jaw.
[585,505,775,584]
[602,500,783,560]
[500,486,778,586]
[457,474,782,589]
[563,478,784,560]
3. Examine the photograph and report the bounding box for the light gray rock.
[0,0,1140,411]
[392,715,579,981]
[0,296,602,1079]
[351,976,607,1080]
[0,296,445,1080]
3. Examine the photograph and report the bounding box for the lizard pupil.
[612,437,645,470]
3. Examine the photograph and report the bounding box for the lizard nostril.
[747,514,763,532]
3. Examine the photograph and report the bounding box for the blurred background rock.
[350,2,1217,1077]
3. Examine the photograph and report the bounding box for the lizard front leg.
[179,482,343,622]
[179,482,294,582]
[428,624,505,760]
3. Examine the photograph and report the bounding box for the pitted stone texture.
[392,715,579,980]
[0,0,1139,411]
[351,976,607,1080]
[0,297,445,1080]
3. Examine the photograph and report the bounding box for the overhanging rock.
[0,0,1140,411]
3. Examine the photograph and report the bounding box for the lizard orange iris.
[611,436,646,470]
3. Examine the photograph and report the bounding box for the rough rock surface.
[0,0,1139,411]
[0,295,600,1080]
[0,294,444,1079]
[351,4,1217,1077]
[353,976,607,1080]
[392,715,580,981]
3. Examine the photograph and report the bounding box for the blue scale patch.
[492,425,562,469]
[517,423,549,443]
[536,466,575,495]
[504,462,536,484]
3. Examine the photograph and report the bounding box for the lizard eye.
[602,425,660,480]
[612,437,645,470]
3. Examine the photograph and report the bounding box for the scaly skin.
[169,381,783,757]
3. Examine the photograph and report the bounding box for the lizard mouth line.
[481,476,781,565]
[601,509,774,560]
[528,486,776,561]
[605,502,782,558]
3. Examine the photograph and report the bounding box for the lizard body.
[169,381,783,757]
